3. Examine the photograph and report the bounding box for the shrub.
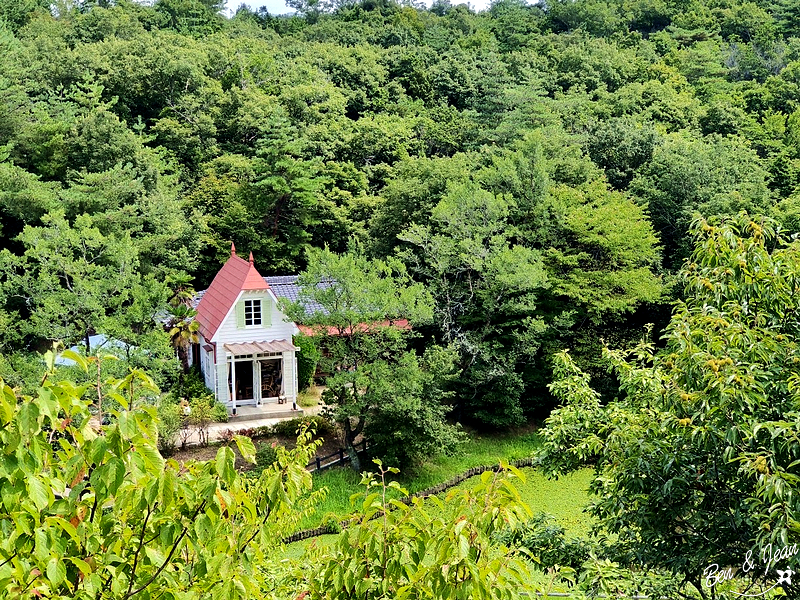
[273,415,334,438]
[189,395,214,446]
[496,513,593,571]
[171,370,210,402]
[295,333,321,392]
[255,442,279,470]
[231,425,274,439]
[321,513,343,534]
[217,428,235,445]
[156,401,182,455]
[211,401,228,423]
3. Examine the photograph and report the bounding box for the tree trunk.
[344,417,363,472]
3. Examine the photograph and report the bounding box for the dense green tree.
[0,352,322,598]
[630,133,772,269]
[0,212,139,350]
[538,213,800,595]
[400,182,549,426]
[2,0,799,442]
[283,246,442,470]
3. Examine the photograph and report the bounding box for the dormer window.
[244,299,262,326]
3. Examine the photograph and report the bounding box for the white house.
[191,244,300,415]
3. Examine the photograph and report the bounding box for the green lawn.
[297,429,544,531]
[284,433,595,594]
[284,463,595,595]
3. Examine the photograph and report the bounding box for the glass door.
[259,358,283,401]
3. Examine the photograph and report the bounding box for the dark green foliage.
[497,513,592,572]
[294,333,321,392]
[272,415,335,438]
[362,346,465,468]
[255,441,279,470]
[171,369,211,402]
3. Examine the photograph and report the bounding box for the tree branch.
[124,500,206,599]
[126,503,153,596]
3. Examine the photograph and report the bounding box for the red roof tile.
[195,248,269,340]
[297,319,411,336]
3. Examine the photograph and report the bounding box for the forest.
[1,0,800,597]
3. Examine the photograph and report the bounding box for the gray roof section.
[191,289,205,309]
[264,275,329,316]
[192,276,328,318]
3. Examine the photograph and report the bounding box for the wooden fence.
[306,440,369,473]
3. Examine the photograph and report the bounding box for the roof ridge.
[194,253,269,340]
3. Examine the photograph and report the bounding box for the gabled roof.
[195,245,269,340]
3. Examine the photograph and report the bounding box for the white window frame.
[244,299,262,327]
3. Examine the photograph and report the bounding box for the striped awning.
[223,339,297,355]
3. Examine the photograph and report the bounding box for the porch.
[222,340,299,415]
[228,404,303,423]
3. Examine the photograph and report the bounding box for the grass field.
[283,431,596,594]
[296,428,544,530]
[283,465,595,571]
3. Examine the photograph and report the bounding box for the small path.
[186,417,292,446]
[185,401,325,447]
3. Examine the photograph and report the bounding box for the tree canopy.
[538,214,800,595]
[2,0,800,425]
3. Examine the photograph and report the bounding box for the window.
[244,299,261,326]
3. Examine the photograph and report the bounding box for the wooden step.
[228,405,304,423]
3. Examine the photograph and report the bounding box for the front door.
[260,359,283,401]
[234,360,254,401]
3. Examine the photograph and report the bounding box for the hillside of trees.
[2,0,800,426]
[3,1,800,598]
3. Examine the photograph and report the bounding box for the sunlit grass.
[293,429,593,539]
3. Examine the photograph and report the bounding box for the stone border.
[283,456,536,544]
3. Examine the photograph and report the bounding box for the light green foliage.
[0,349,323,598]
[285,246,447,470]
[295,461,535,599]
[296,431,544,530]
[156,399,182,454]
[0,211,139,347]
[538,214,800,593]
[189,394,214,446]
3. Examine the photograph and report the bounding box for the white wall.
[211,290,298,405]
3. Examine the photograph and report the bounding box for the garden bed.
[166,423,354,472]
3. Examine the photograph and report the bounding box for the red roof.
[195,247,269,340]
[297,319,410,336]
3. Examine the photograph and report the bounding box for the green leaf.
[234,435,256,464]
[46,558,66,587]
[0,382,15,425]
[59,349,89,372]
[18,402,40,435]
[28,476,50,511]
[216,446,236,486]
